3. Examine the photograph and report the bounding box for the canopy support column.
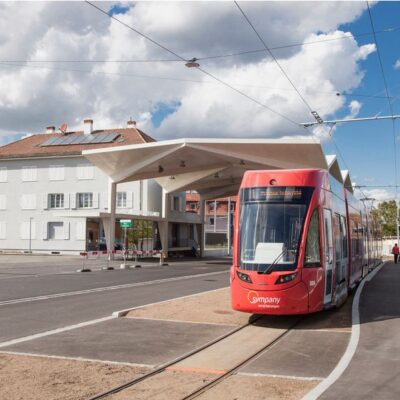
[161,188,169,259]
[108,181,117,259]
[199,196,205,258]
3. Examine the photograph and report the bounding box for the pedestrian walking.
[392,243,399,264]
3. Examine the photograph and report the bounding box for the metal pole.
[227,197,231,256]
[214,200,217,233]
[29,217,32,253]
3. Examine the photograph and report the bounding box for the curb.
[301,261,386,400]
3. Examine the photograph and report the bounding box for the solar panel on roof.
[41,137,59,146]
[40,133,120,147]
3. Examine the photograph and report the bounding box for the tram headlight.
[237,271,253,283]
[275,272,297,285]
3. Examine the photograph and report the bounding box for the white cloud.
[395,59,400,70]
[0,1,374,141]
[353,188,395,204]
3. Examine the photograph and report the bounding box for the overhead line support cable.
[85,0,303,129]
[85,1,186,62]
[234,1,314,114]
[367,1,398,236]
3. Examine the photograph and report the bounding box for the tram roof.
[83,138,340,198]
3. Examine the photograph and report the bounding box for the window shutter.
[76,221,86,240]
[42,193,48,210]
[63,222,70,240]
[179,197,183,212]
[170,196,174,211]
[93,192,99,209]
[0,194,6,210]
[0,167,7,182]
[31,222,36,240]
[70,193,76,209]
[42,222,48,240]
[127,192,133,208]
[64,193,70,209]
[102,193,108,210]
[0,222,6,239]
[20,222,28,239]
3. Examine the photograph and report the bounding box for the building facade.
[0,120,198,254]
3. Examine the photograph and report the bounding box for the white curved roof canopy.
[83,138,329,199]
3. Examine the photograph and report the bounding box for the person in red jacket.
[392,243,399,264]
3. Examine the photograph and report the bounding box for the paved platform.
[319,261,400,400]
[1,317,233,366]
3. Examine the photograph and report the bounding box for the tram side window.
[304,209,321,268]
[340,216,348,258]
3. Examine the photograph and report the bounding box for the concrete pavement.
[319,261,400,399]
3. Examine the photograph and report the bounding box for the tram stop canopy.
[82,138,334,257]
[83,138,328,198]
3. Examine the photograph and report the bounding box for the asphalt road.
[0,255,230,343]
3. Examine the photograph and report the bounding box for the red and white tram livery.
[230,168,381,315]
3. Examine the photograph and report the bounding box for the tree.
[371,200,397,237]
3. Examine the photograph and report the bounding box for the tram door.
[323,209,334,305]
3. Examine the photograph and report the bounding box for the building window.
[0,194,6,210]
[49,165,65,181]
[173,196,180,211]
[49,193,64,209]
[78,193,93,208]
[21,166,37,182]
[117,192,127,208]
[21,194,37,210]
[48,222,64,240]
[77,164,94,180]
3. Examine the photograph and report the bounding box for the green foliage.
[128,220,153,247]
[371,200,397,236]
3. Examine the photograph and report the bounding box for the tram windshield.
[239,186,314,272]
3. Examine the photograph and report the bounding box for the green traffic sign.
[119,219,133,228]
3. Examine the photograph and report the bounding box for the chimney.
[84,119,93,135]
[127,119,136,128]
[46,126,56,134]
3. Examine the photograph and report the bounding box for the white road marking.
[0,316,115,348]
[301,262,386,400]
[0,287,228,348]
[112,286,228,317]
[0,270,228,307]
[238,372,324,381]
[0,350,154,368]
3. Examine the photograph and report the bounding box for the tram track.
[87,315,303,400]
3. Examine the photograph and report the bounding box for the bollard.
[102,250,114,270]
[77,252,92,272]
[132,250,141,268]
[159,251,168,266]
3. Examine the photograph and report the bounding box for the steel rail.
[87,314,264,400]
[180,316,303,400]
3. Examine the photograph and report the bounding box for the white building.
[0,120,198,254]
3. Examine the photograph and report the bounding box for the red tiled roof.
[0,127,155,159]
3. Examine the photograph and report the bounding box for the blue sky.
[0,1,399,201]
[322,2,400,197]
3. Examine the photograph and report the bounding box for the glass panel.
[304,209,321,267]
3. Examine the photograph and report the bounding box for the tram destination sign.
[119,219,133,229]
[242,186,314,203]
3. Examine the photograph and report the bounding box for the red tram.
[230,169,382,315]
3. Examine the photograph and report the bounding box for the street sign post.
[119,220,133,268]
[119,219,133,229]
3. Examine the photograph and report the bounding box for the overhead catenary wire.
[367,1,399,232]
[3,24,398,64]
[84,0,302,129]
[234,1,314,114]
[0,60,397,103]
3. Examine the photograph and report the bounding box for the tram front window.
[239,186,313,273]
